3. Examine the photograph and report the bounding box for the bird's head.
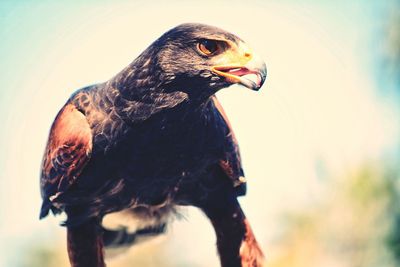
[129,23,267,99]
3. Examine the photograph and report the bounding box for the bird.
[39,23,267,267]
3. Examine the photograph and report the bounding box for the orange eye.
[197,39,220,56]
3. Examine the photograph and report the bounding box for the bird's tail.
[102,223,166,248]
[100,206,173,259]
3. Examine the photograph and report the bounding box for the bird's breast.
[118,117,225,178]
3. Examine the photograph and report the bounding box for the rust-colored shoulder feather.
[40,103,92,218]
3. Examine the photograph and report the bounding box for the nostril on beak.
[244,52,251,58]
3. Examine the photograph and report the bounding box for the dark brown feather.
[212,96,246,191]
[200,186,264,267]
[67,219,105,267]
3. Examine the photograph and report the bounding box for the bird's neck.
[98,54,214,122]
[108,50,161,100]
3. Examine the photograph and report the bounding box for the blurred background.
[0,0,399,266]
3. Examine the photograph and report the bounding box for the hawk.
[40,23,267,267]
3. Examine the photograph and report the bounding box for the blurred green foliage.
[267,163,400,267]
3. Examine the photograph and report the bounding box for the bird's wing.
[40,103,92,218]
[212,96,246,196]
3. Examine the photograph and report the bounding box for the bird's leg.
[199,189,265,267]
[67,219,106,267]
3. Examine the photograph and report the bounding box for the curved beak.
[211,52,267,91]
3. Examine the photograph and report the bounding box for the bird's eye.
[197,39,220,56]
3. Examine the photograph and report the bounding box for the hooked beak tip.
[212,61,267,91]
[237,63,267,91]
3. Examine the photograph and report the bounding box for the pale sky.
[0,1,398,266]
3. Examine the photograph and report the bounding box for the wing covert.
[40,104,92,218]
[212,96,246,196]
